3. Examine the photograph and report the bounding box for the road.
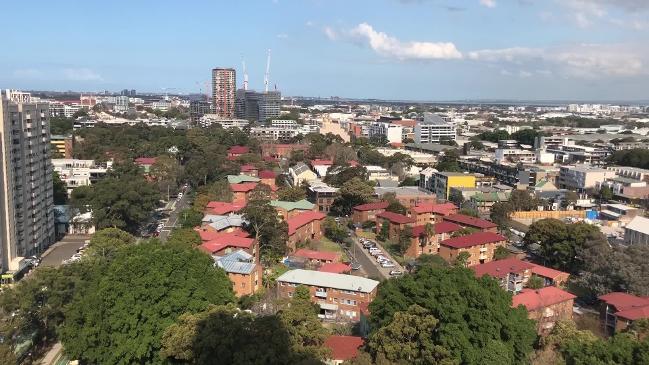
[40,235,90,268]
[349,231,404,280]
[158,189,191,241]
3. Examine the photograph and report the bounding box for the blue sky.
[2,0,648,101]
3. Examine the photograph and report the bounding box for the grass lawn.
[315,237,350,262]
[376,239,406,265]
[356,230,377,240]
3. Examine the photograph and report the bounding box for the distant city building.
[414,113,456,143]
[189,100,212,124]
[50,135,73,158]
[114,96,129,113]
[368,122,403,144]
[212,68,236,118]
[0,90,55,279]
[558,165,617,192]
[235,89,281,121]
[52,159,111,195]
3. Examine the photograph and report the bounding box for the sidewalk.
[39,342,62,365]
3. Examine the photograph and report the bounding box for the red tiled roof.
[512,287,576,312]
[616,306,649,321]
[258,170,276,179]
[198,234,255,254]
[287,211,326,235]
[310,159,334,166]
[195,228,249,242]
[444,214,497,229]
[134,157,157,165]
[529,263,569,280]
[471,258,534,279]
[353,201,389,212]
[294,249,340,262]
[411,221,462,237]
[599,292,649,312]
[318,262,352,274]
[240,164,257,172]
[411,202,457,215]
[230,183,258,192]
[206,201,246,215]
[393,119,417,128]
[228,146,249,154]
[440,231,506,249]
[376,211,415,224]
[324,336,364,361]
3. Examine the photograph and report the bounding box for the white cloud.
[342,23,462,60]
[276,33,288,39]
[553,0,649,29]
[323,26,337,40]
[480,0,496,8]
[61,68,103,81]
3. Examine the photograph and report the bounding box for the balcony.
[314,290,327,298]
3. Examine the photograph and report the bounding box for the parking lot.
[40,235,90,268]
[350,233,404,280]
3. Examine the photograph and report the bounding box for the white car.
[370,251,383,257]
[382,262,396,268]
[389,270,403,276]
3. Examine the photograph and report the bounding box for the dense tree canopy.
[52,171,68,205]
[368,266,536,364]
[241,186,289,261]
[330,178,375,217]
[608,149,649,169]
[59,241,235,365]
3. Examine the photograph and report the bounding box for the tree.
[324,167,368,187]
[323,217,347,243]
[608,148,649,169]
[241,190,289,261]
[59,241,235,365]
[383,192,407,215]
[180,208,204,228]
[478,130,510,143]
[490,202,513,227]
[527,276,544,289]
[52,171,68,205]
[493,246,511,260]
[278,286,331,361]
[562,191,578,209]
[448,190,464,206]
[85,227,135,260]
[330,178,375,217]
[150,155,183,197]
[368,266,536,364]
[367,305,454,365]
[511,129,544,146]
[523,219,606,273]
[398,176,418,187]
[399,226,414,255]
[167,228,202,247]
[435,150,461,172]
[377,221,390,242]
[450,227,479,238]
[599,186,614,202]
[454,251,471,267]
[277,186,306,202]
[415,254,449,270]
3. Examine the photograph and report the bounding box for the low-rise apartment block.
[624,216,649,245]
[351,201,389,225]
[513,287,576,336]
[276,269,380,321]
[438,231,507,266]
[558,164,617,192]
[599,292,649,336]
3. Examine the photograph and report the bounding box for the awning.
[600,210,621,219]
[318,302,338,311]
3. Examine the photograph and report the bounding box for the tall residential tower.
[0,90,55,279]
[211,68,236,118]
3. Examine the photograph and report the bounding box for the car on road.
[362,241,375,249]
[389,270,403,276]
[350,262,362,270]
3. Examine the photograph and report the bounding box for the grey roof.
[215,250,256,275]
[375,179,399,188]
[422,113,447,124]
[626,216,649,235]
[276,269,379,293]
[405,143,458,153]
[202,213,246,231]
[291,162,312,176]
[374,186,433,197]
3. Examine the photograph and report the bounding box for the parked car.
[382,262,396,268]
[370,251,383,257]
[389,270,403,276]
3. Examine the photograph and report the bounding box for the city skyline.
[1,0,649,101]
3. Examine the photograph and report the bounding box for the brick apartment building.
[443,213,498,232]
[513,287,576,335]
[287,211,326,251]
[598,292,649,336]
[294,249,341,265]
[276,269,379,321]
[261,143,308,159]
[404,221,462,258]
[351,201,389,225]
[471,257,571,293]
[214,250,262,297]
[271,199,316,220]
[375,211,416,240]
[438,231,507,266]
[408,202,458,225]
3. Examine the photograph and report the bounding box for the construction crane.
[264,49,271,93]
[161,87,177,100]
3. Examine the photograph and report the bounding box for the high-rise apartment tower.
[211,68,236,118]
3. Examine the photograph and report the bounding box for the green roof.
[227,175,260,184]
[270,199,315,211]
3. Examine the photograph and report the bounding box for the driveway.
[349,231,404,280]
[40,235,90,268]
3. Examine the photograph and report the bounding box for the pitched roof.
[353,201,389,212]
[616,306,649,321]
[199,235,255,254]
[411,202,457,215]
[512,287,576,312]
[294,249,340,262]
[195,228,249,242]
[529,263,569,280]
[134,157,157,165]
[291,162,313,176]
[230,182,258,193]
[393,119,417,127]
[287,211,326,235]
[599,292,649,312]
[376,211,415,224]
[270,199,315,212]
[318,262,352,274]
[411,221,462,237]
[227,175,260,184]
[258,170,276,179]
[214,250,256,275]
[228,145,249,154]
[440,231,506,249]
[471,258,534,279]
[324,336,364,361]
[444,214,497,229]
[310,159,334,166]
[276,269,379,293]
[205,201,246,215]
[626,216,649,235]
[202,214,246,231]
